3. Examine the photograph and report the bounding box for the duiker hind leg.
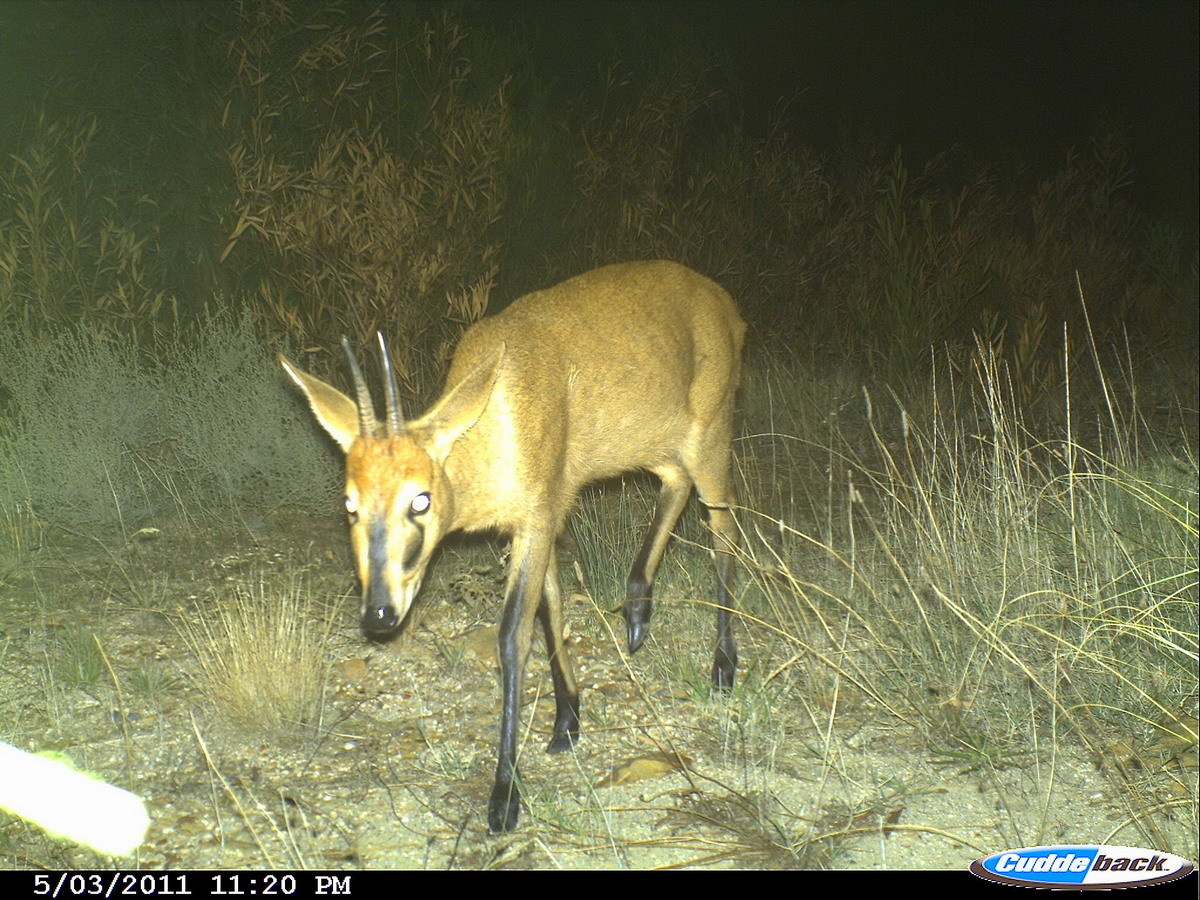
[700,501,739,688]
[623,467,692,655]
[688,439,740,690]
[538,545,581,752]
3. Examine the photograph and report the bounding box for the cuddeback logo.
[971,845,1195,889]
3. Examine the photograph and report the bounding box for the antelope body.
[280,260,745,832]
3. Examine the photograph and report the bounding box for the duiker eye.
[410,493,431,516]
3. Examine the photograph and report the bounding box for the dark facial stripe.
[402,521,424,571]
[366,514,424,590]
[368,517,390,591]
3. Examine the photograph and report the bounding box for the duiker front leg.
[489,533,550,833]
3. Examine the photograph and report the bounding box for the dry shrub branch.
[221,3,508,398]
[0,113,169,344]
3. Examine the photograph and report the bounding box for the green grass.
[0,499,41,587]
[53,627,105,689]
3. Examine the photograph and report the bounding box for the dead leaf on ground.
[462,625,499,666]
[596,751,693,788]
[337,657,368,681]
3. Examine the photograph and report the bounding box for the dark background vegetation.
[0,0,1194,559]
[4,1,1197,227]
[0,0,1196,531]
[1,1,1195,524]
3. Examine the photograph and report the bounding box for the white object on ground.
[0,740,149,856]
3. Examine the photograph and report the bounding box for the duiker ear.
[279,354,360,453]
[416,342,505,461]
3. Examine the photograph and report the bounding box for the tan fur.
[280,260,745,832]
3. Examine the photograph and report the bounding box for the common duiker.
[281,260,745,832]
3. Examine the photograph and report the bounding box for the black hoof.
[547,698,581,753]
[546,730,580,753]
[623,599,652,653]
[488,776,521,834]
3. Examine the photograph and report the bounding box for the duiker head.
[280,335,501,637]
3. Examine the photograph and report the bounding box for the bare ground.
[1,510,1195,870]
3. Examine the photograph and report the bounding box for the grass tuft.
[178,573,334,736]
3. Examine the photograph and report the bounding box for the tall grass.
[0,312,339,538]
[0,113,170,344]
[734,328,1197,852]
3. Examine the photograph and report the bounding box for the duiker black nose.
[362,604,400,636]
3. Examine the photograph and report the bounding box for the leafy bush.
[156,309,340,516]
